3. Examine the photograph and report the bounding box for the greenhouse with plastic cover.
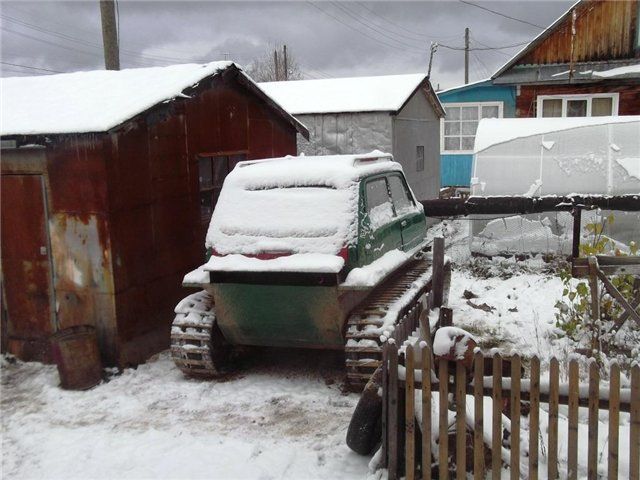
[469,116,640,256]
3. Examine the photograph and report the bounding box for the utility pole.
[274,49,280,81]
[283,45,288,81]
[99,0,120,70]
[427,42,438,79]
[464,27,469,84]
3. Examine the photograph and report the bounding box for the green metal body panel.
[202,169,428,349]
[207,282,368,349]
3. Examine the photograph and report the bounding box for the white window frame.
[440,101,504,154]
[536,93,620,118]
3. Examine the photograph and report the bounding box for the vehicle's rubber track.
[170,290,221,378]
[344,258,432,391]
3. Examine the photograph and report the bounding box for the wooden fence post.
[568,359,580,480]
[389,343,399,480]
[431,237,445,308]
[548,358,559,480]
[455,361,466,479]
[587,361,599,480]
[510,354,521,480]
[406,347,416,480]
[382,345,389,469]
[473,352,484,480]
[631,365,640,480]
[587,257,601,352]
[529,356,540,480]
[492,353,503,480]
[608,362,620,480]
[439,360,449,480]
[422,345,432,480]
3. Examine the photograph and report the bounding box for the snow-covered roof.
[259,73,443,115]
[0,61,308,137]
[474,115,640,153]
[205,151,403,256]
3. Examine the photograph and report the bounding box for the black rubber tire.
[346,366,383,455]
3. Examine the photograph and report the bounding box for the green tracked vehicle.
[170,151,438,389]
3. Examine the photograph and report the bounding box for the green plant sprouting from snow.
[554,214,639,367]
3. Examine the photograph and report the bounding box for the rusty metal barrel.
[50,325,103,390]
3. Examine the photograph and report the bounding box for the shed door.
[1,175,56,354]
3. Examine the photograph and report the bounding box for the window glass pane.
[481,105,499,118]
[461,137,475,150]
[592,97,613,116]
[461,121,478,135]
[228,153,247,171]
[212,156,230,187]
[366,178,394,229]
[567,99,587,117]
[444,137,460,151]
[461,106,478,120]
[198,157,213,190]
[416,146,425,172]
[200,191,213,223]
[388,175,414,215]
[444,121,460,135]
[541,99,562,117]
[445,106,460,120]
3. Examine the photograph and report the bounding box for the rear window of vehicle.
[365,177,394,229]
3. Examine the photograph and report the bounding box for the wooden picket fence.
[381,343,640,480]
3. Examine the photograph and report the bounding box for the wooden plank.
[382,345,389,469]
[473,352,484,480]
[588,257,601,351]
[596,267,640,327]
[431,237,445,308]
[548,358,559,480]
[492,353,502,480]
[571,208,581,259]
[608,362,620,480]
[438,307,453,328]
[510,354,521,480]
[455,361,466,480]
[587,361,599,480]
[568,359,579,480]
[389,343,399,480]
[631,365,640,480]
[406,347,416,480]
[528,356,540,480]
[573,255,640,277]
[422,345,432,480]
[439,360,449,480]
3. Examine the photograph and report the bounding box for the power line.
[306,2,422,55]
[356,2,460,42]
[458,0,545,30]
[328,2,424,52]
[0,61,63,73]
[439,40,530,51]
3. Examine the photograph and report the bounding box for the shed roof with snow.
[260,73,444,116]
[0,61,308,138]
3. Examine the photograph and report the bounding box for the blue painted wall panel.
[441,154,473,187]
[437,81,517,186]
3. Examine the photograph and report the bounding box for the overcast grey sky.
[0,1,573,89]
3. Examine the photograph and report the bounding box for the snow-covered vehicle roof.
[0,61,307,137]
[205,151,403,259]
[259,73,444,116]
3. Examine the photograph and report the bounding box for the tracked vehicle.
[171,152,440,389]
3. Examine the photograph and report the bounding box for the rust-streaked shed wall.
[517,0,639,66]
[1,71,298,367]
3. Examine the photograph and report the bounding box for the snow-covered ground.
[1,349,370,479]
[2,220,636,479]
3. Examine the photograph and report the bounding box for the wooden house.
[0,62,308,367]
[492,0,640,118]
